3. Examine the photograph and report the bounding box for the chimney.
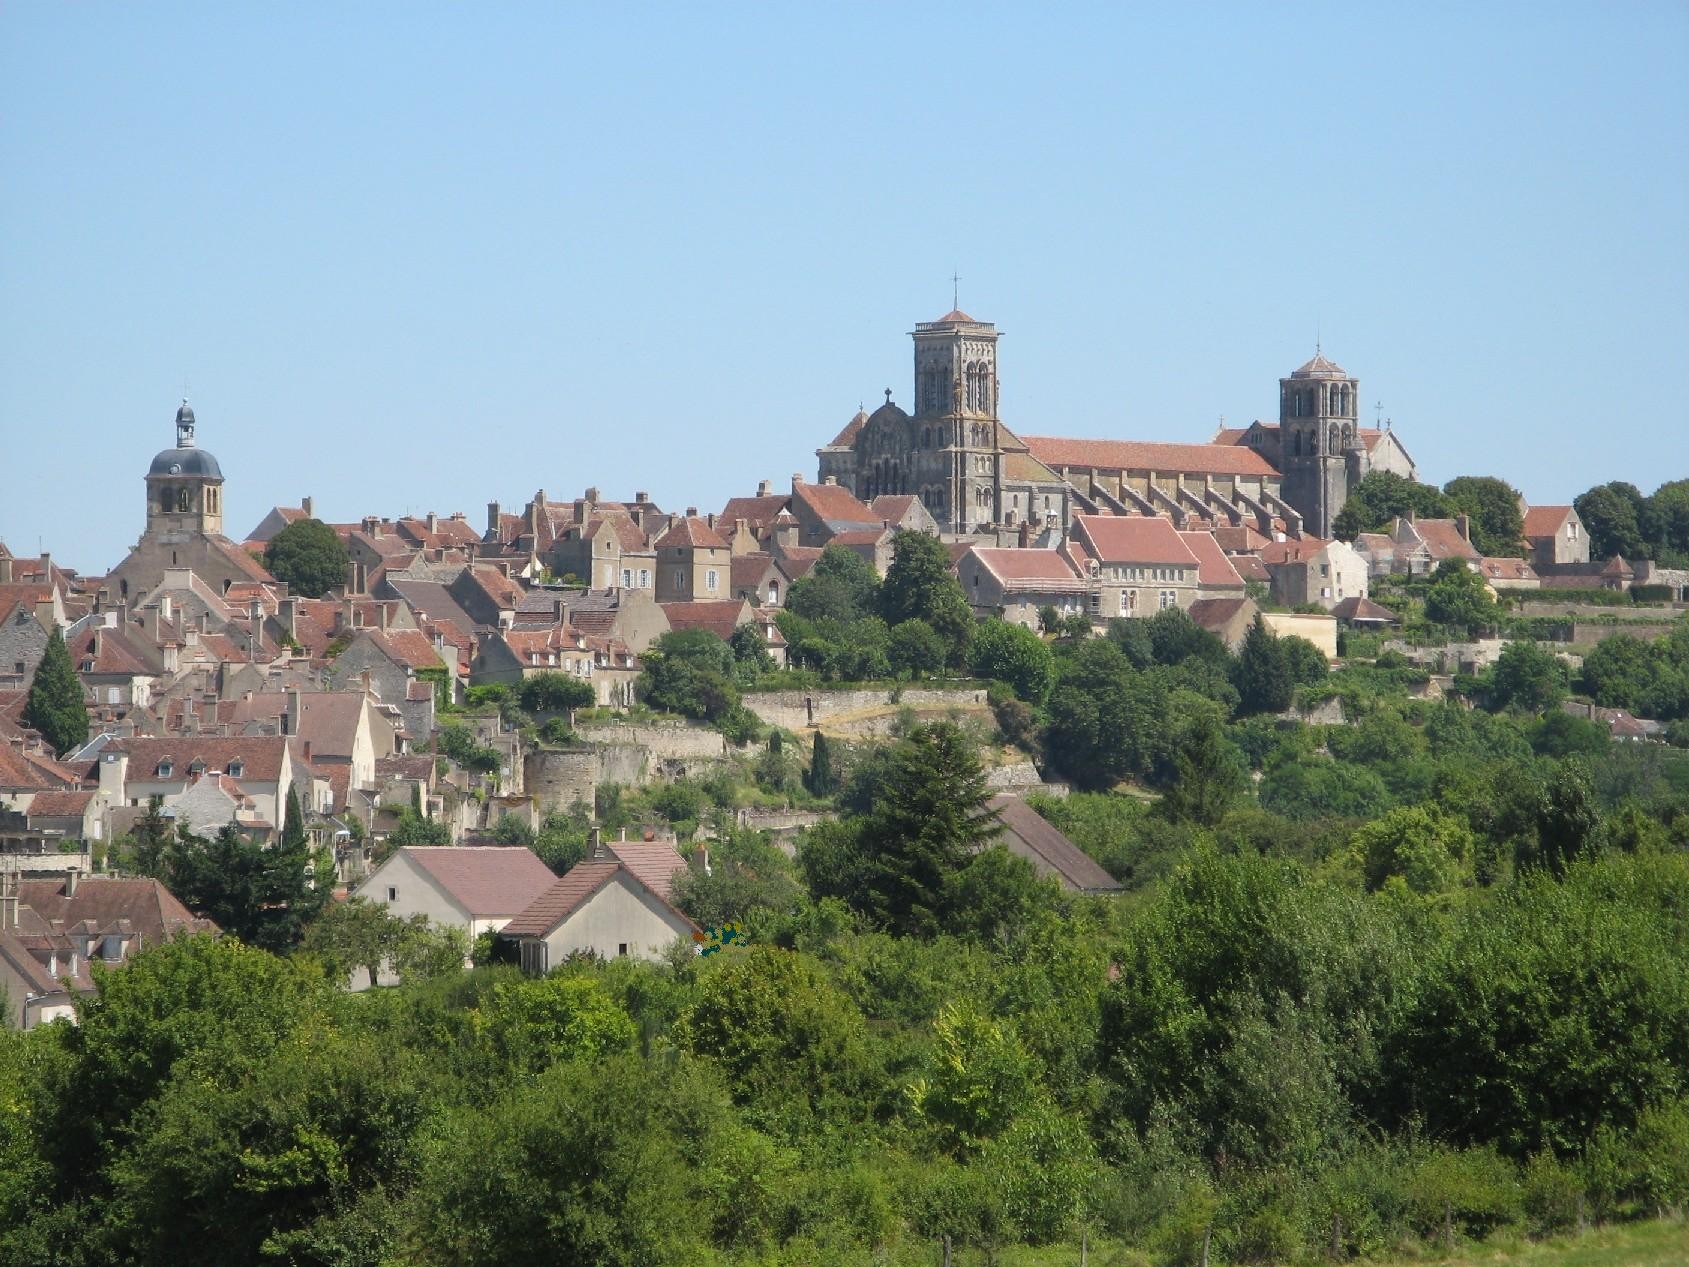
[426,511,438,534]
[377,602,389,631]
[362,515,380,536]
[1456,512,1472,542]
[360,670,373,697]
[635,491,649,504]
[487,500,502,536]
[705,513,717,529]
[791,473,805,490]
[39,551,50,578]
[160,593,174,624]
[823,476,838,486]
[586,487,600,503]
[1018,520,1032,548]
[64,867,79,899]
[686,506,698,519]
[284,686,302,736]
[0,556,11,584]
[302,496,313,518]
[279,597,297,643]
[248,597,263,624]
[589,826,603,857]
[757,479,771,497]
[95,586,109,613]
[0,872,17,931]
[1405,508,1416,525]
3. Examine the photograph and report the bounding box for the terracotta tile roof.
[24,788,94,817]
[658,600,749,641]
[1213,524,1269,553]
[1331,596,1400,624]
[720,494,791,528]
[731,554,775,594]
[1023,436,1279,478]
[1410,519,1480,561]
[371,628,446,671]
[792,482,877,526]
[825,409,870,448]
[1177,531,1246,589]
[986,796,1121,893]
[500,861,698,939]
[654,517,729,551]
[1073,515,1201,567]
[1523,505,1574,538]
[0,742,85,790]
[772,546,823,580]
[65,619,153,677]
[582,513,651,553]
[1230,555,1272,583]
[1257,536,1332,566]
[394,846,559,917]
[377,755,436,783]
[968,547,1086,585]
[114,736,295,783]
[17,875,215,943]
[1478,557,1538,582]
[869,495,917,522]
[601,840,688,902]
[1186,597,1254,632]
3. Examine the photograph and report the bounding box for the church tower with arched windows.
[107,400,275,600]
[145,401,226,537]
[1278,352,1362,538]
[913,309,1003,532]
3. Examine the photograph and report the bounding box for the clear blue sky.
[3,3,1685,573]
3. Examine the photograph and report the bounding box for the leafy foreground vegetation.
[8,676,1689,1266]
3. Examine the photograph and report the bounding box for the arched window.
[1329,423,1341,452]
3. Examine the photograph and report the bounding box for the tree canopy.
[1332,471,1454,540]
[1443,475,1526,556]
[261,517,350,598]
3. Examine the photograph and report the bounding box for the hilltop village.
[1,310,1687,1263]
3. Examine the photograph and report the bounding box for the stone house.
[501,860,698,972]
[0,584,63,693]
[325,629,444,742]
[1259,537,1368,610]
[1070,515,1207,619]
[547,512,656,592]
[956,545,1091,628]
[654,517,732,603]
[1186,597,1260,650]
[1523,505,1589,568]
[94,735,313,841]
[0,870,216,1028]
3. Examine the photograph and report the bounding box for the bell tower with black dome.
[145,400,226,537]
[108,399,269,601]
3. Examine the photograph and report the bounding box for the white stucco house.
[500,860,697,974]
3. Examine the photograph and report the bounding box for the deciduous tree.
[261,517,350,598]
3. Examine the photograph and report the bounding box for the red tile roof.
[602,840,688,902]
[114,736,296,783]
[968,547,1086,584]
[654,517,729,551]
[1024,436,1279,478]
[500,861,698,939]
[394,846,559,917]
[1410,518,1480,561]
[720,494,791,528]
[658,600,749,641]
[25,789,94,817]
[0,742,86,789]
[1177,531,1247,589]
[1073,515,1201,566]
[1523,505,1574,538]
[825,409,870,448]
[792,482,877,525]
[1257,536,1332,565]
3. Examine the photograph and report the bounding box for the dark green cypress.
[23,627,89,756]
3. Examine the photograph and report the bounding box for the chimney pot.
[791,473,804,488]
[823,476,837,486]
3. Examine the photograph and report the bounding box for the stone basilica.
[817,310,1415,540]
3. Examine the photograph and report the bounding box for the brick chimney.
[1456,512,1472,543]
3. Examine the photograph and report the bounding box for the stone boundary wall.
[1519,601,1687,619]
[742,687,989,730]
[1569,620,1683,647]
[985,762,1045,790]
[575,722,727,761]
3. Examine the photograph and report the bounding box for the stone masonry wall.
[742,687,989,731]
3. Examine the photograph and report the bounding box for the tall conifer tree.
[23,627,89,756]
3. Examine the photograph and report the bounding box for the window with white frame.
[621,568,632,587]
[705,569,718,592]
[638,569,650,587]
[1159,590,1176,610]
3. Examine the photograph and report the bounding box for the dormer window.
[189,761,206,776]
[81,659,95,672]
[228,761,244,778]
[157,761,173,778]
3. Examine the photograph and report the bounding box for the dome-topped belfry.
[108,399,273,600]
[146,400,226,536]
